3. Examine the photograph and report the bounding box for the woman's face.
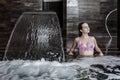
[80,23,90,34]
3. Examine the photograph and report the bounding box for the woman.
[69,22,103,58]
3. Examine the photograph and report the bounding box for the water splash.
[0,56,120,80]
[105,9,117,55]
[3,12,65,61]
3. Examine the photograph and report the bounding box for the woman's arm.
[69,38,77,55]
[93,37,104,56]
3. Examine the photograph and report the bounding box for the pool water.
[0,56,120,80]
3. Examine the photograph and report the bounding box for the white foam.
[0,56,120,80]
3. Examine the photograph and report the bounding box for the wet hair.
[78,22,86,36]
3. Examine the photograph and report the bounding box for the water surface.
[0,56,120,80]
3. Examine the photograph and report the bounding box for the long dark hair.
[78,22,86,36]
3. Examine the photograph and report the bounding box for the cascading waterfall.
[3,12,65,61]
[105,8,117,55]
[3,15,24,61]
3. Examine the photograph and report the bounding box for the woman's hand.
[69,52,73,56]
[99,53,104,56]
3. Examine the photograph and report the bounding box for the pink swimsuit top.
[77,41,95,51]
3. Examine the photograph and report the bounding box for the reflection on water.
[0,56,120,80]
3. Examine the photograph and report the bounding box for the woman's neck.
[81,34,89,39]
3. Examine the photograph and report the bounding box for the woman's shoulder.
[89,36,96,40]
[75,37,80,42]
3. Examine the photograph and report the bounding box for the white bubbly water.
[0,56,120,80]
